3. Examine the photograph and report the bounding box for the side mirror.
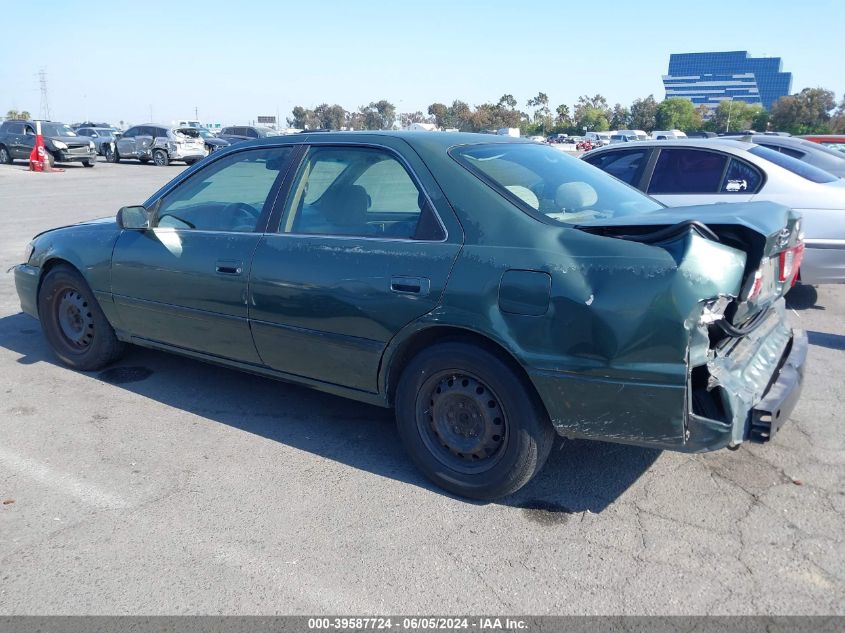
[116,205,150,230]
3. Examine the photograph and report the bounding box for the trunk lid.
[577,200,804,320]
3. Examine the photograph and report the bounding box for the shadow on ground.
[785,284,822,310]
[808,330,845,351]
[0,312,658,513]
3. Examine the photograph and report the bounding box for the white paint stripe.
[0,446,129,510]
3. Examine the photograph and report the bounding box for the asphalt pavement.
[0,158,843,615]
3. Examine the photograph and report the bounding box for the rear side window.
[283,146,435,239]
[246,128,259,138]
[721,158,763,193]
[584,149,649,187]
[648,149,728,194]
[748,146,838,183]
[762,143,804,159]
[4,122,25,134]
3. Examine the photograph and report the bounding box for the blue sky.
[2,0,842,127]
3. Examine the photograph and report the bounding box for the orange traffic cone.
[28,130,44,172]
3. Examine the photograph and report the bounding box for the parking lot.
[0,158,843,615]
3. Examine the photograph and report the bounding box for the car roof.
[585,138,758,152]
[219,130,533,151]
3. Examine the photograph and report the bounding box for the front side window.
[283,146,428,239]
[451,142,662,224]
[648,149,728,194]
[155,147,293,232]
[583,149,649,187]
[122,127,138,138]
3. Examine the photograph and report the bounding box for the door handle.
[215,260,243,275]
[390,276,430,296]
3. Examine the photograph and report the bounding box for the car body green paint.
[14,131,806,454]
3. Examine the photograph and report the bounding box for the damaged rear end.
[581,201,808,451]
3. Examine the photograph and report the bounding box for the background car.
[75,126,121,158]
[217,125,283,144]
[583,138,845,283]
[799,134,845,153]
[112,124,207,166]
[0,119,97,167]
[722,134,845,178]
[197,128,230,154]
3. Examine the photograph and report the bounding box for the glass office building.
[662,51,792,116]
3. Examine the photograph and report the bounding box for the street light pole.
[725,97,734,133]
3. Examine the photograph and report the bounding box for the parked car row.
[0,120,98,167]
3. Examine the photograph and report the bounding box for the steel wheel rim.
[415,371,509,474]
[55,288,95,351]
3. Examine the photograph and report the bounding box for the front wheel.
[37,265,126,370]
[152,149,169,166]
[395,342,555,500]
[82,160,95,168]
[104,145,118,162]
[0,145,12,164]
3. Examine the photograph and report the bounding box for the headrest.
[323,185,370,227]
[555,182,598,211]
[505,185,539,209]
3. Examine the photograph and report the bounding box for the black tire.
[104,145,118,163]
[46,152,55,168]
[184,158,197,165]
[152,149,169,167]
[395,342,555,500]
[0,145,11,164]
[83,160,95,168]
[37,265,126,371]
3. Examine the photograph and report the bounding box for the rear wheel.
[184,158,197,165]
[82,160,95,168]
[395,342,555,500]
[104,145,118,162]
[152,149,169,167]
[0,145,11,164]
[37,265,125,370]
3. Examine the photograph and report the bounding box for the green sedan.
[13,132,807,499]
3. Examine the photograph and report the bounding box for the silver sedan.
[583,138,845,284]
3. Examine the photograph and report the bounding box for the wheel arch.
[381,324,547,415]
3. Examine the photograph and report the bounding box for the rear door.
[117,126,138,157]
[248,141,462,392]
[645,147,760,205]
[111,145,297,361]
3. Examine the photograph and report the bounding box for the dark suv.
[0,120,97,167]
[217,125,282,144]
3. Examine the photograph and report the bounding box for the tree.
[573,95,610,133]
[313,103,347,129]
[770,87,836,134]
[5,109,31,120]
[400,111,429,128]
[287,105,318,129]
[359,100,396,129]
[831,98,845,134]
[497,94,517,110]
[526,92,551,134]
[629,95,658,132]
[610,103,630,130]
[554,104,572,129]
[706,100,765,133]
[655,97,701,131]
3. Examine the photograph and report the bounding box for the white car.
[582,139,845,284]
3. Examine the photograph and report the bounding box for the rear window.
[748,146,837,183]
[451,143,663,225]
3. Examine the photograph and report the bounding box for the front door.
[116,127,138,158]
[249,143,462,392]
[111,145,296,363]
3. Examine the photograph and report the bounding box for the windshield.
[748,145,838,183]
[257,127,282,137]
[451,143,663,225]
[198,129,214,138]
[42,123,76,137]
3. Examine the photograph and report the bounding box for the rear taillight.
[779,243,804,287]
[747,269,764,301]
